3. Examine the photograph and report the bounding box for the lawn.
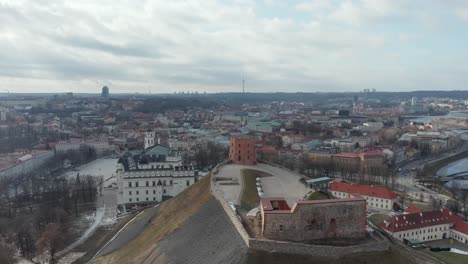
[368,213,390,226]
[240,169,271,210]
[424,250,468,264]
[307,191,331,200]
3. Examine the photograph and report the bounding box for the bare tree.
[461,191,468,221]
[430,197,441,210]
[399,195,406,208]
[37,223,64,264]
[0,242,14,264]
[15,221,35,260]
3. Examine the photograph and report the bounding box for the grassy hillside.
[93,175,212,264]
[240,169,271,210]
[248,246,418,264]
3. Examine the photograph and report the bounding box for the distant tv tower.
[242,79,245,93]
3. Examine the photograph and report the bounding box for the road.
[56,158,119,261]
[394,142,468,203]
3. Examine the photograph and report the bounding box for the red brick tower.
[229,136,256,165]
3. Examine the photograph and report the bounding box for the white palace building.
[116,131,198,210]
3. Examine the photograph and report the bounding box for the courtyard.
[214,162,307,207]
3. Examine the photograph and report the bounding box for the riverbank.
[418,150,468,178]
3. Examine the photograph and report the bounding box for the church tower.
[145,131,155,149]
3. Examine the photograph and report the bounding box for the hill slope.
[93,176,248,264]
[139,197,248,263]
[93,175,417,264]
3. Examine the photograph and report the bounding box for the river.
[410,111,468,124]
[437,157,468,189]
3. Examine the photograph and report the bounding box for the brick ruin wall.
[262,200,367,242]
[210,163,389,257]
[229,137,256,165]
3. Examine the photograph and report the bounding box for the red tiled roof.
[404,204,423,214]
[334,153,359,158]
[261,198,291,212]
[380,210,454,233]
[361,151,385,157]
[330,181,399,200]
[442,208,468,235]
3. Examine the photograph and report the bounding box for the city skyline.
[2,0,468,93]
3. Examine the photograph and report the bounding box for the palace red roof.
[381,210,454,233]
[361,151,385,157]
[442,208,468,235]
[404,204,424,214]
[330,181,399,200]
[334,152,359,158]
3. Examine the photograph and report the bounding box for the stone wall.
[249,238,390,258]
[262,199,366,242]
[210,161,389,257]
[210,163,250,246]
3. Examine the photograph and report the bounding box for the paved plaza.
[214,163,307,206]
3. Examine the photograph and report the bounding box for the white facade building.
[144,131,156,149]
[330,182,399,210]
[116,144,198,209]
[382,208,468,244]
[55,139,113,155]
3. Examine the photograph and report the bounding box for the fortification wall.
[249,238,390,258]
[262,199,367,242]
[211,162,250,246]
[209,161,390,257]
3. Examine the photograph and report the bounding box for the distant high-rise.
[411,97,417,107]
[101,86,110,97]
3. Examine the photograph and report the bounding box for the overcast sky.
[1,0,468,94]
